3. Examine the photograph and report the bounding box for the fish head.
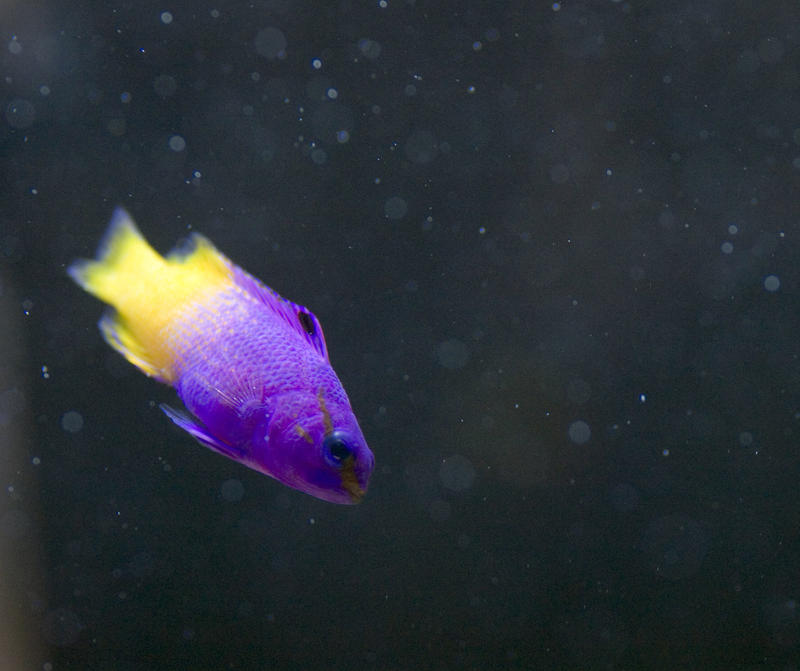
[252,392,375,504]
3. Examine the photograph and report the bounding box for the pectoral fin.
[160,404,245,460]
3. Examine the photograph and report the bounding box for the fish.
[68,208,374,504]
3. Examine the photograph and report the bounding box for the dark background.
[2,0,800,668]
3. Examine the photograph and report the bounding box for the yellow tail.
[68,208,233,381]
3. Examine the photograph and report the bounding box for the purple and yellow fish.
[68,208,374,504]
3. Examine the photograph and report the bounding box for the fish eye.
[297,310,316,335]
[323,431,354,467]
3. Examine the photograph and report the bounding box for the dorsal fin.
[230,265,330,361]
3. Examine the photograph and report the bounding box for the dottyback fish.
[68,208,374,504]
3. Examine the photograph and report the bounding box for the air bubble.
[384,196,408,220]
[61,411,84,433]
[169,135,186,151]
[568,420,591,445]
[254,27,287,60]
[763,275,780,292]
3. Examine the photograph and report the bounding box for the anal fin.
[160,404,245,460]
[100,311,168,381]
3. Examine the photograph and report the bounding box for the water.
[2,1,799,668]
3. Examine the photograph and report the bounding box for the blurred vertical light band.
[0,272,44,668]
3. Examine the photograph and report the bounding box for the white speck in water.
[32,456,41,465]
[439,454,476,491]
[763,274,780,292]
[384,196,408,220]
[662,448,670,457]
[160,11,173,24]
[312,58,322,69]
[61,411,84,433]
[568,420,591,444]
[6,98,36,129]
[210,9,220,18]
[336,129,349,143]
[758,36,784,64]
[326,87,338,100]
[728,224,738,235]
[169,134,186,151]
[41,365,50,379]
[8,36,22,55]
[639,393,646,403]
[39,85,50,96]
[721,241,733,254]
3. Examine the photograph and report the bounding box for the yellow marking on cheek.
[295,424,314,444]
[340,457,364,502]
[317,388,333,435]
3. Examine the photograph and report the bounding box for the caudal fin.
[68,208,235,383]
[67,208,165,307]
[68,209,172,380]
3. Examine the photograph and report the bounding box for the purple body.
[161,262,375,504]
